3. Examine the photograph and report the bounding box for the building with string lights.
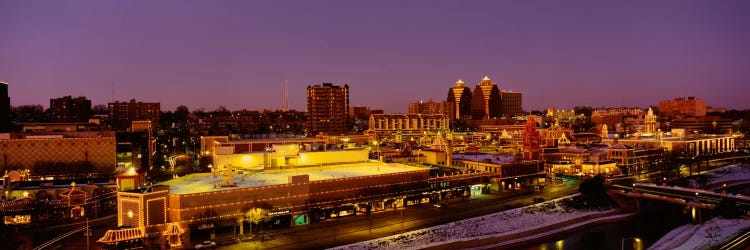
[447,79,472,121]
[470,76,502,120]
[103,147,450,247]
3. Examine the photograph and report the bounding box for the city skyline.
[2,0,749,112]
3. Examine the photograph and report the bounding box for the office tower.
[447,79,472,121]
[500,91,523,116]
[470,76,502,120]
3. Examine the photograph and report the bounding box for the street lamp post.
[418,149,422,166]
[85,215,90,250]
[373,140,381,171]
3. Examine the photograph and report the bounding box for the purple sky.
[1,0,749,113]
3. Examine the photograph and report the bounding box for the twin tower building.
[447,76,522,121]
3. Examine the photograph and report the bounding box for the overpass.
[610,183,750,212]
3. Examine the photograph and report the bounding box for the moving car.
[195,241,216,249]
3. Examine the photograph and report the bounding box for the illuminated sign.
[268,210,290,216]
[294,214,308,225]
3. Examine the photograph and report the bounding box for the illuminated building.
[50,96,91,123]
[107,149,436,245]
[670,117,733,134]
[522,117,540,160]
[470,76,502,120]
[546,108,577,121]
[408,99,448,116]
[108,99,160,131]
[644,108,657,134]
[592,109,624,130]
[451,154,544,190]
[602,133,735,157]
[368,114,449,135]
[200,136,325,156]
[542,146,619,176]
[307,83,349,134]
[659,97,707,117]
[447,79,472,121]
[0,82,9,133]
[607,143,665,175]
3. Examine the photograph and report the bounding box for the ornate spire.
[455,79,465,87]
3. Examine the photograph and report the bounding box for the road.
[5,214,117,250]
[26,179,579,250]
[221,179,580,250]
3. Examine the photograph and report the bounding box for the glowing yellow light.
[691,207,696,220]
[22,191,29,198]
[553,240,564,249]
[128,210,134,218]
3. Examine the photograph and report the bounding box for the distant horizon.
[4,84,740,114]
[2,1,749,112]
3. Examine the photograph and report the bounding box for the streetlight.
[621,237,641,250]
[373,141,380,160]
[418,149,422,166]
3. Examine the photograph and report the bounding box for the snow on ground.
[706,165,750,186]
[332,195,614,250]
[648,217,750,250]
[161,162,425,194]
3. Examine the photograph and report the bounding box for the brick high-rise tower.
[307,83,349,134]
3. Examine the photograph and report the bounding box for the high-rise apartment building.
[50,96,92,123]
[470,76,502,120]
[108,99,161,131]
[447,79,472,121]
[500,91,523,116]
[307,83,349,134]
[659,97,707,117]
[0,82,9,133]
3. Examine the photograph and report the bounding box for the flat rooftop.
[453,153,517,164]
[160,162,427,195]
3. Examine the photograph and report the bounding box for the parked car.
[195,241,216,249]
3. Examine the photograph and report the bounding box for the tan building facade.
[0,136,116,171]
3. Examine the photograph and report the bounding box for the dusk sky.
[1,0,749,113]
